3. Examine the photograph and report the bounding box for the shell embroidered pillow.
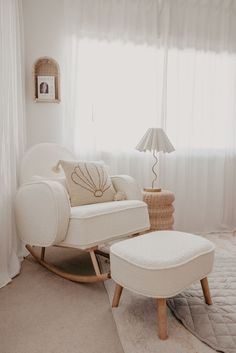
[53,160,116,206]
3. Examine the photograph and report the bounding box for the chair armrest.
[15,180,71,247]
[111,175,142,200]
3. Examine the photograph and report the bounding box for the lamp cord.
[151,151,158,188]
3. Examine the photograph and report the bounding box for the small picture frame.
[37,76,55,100]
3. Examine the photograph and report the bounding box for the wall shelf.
[33,57,60,103]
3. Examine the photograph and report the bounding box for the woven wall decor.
[33,57,60,103]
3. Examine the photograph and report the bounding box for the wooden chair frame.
[26,233,141,283]
[26,245,111,283]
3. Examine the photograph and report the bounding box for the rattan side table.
[143,190,175,230]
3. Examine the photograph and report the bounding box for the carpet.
[100,233,236,353]
[168,255,236,353]
[0,247,124,353]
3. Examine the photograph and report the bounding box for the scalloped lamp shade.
[136,128,175,153]
[136,128,175,191]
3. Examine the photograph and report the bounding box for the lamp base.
[144,187,162,193]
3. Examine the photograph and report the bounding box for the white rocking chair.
[15,143,150,283]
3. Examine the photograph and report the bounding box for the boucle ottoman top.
[111,231,215,269]
[110,231,215,298]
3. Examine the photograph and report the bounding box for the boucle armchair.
[15,143,150,283]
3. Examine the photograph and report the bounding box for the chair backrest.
[20,143,75,185]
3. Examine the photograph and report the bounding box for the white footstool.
[110,231,215,340]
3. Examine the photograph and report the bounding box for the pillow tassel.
[52,161,61,173]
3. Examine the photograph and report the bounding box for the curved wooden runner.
[26,245,111,283]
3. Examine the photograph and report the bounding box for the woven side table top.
[143,190,175,231]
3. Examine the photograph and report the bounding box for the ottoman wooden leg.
[112,284,123,308]
[157,298,168,340]
[200,277,213,305]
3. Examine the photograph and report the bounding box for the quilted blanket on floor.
[168,256,236,353]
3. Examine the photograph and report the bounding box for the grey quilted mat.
[167,256,236,353]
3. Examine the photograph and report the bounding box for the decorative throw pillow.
[52,160,116,206]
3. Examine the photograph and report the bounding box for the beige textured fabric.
[15,181,71,247]
[57,160,116,206]
[30,175,68,190]
[101,233,236,353]
[110,231,215,298]
[62,200,150,249]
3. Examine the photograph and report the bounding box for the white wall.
[23,0,65,147]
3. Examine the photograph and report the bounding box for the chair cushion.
[56,160,116,206]
[110,231,215,298]
[60,200,150,249]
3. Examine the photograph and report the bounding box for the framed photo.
[37,76,55,100]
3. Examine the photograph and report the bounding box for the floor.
[1,233,235,353]
[0,247,124,353]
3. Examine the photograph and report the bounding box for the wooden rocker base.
[26,245,111,283]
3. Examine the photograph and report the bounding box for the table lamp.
[136,128,175,192]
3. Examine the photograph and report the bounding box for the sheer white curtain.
[63,0,236,233]
[0,0,26,288]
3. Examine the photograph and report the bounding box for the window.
[73,38,236,152]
